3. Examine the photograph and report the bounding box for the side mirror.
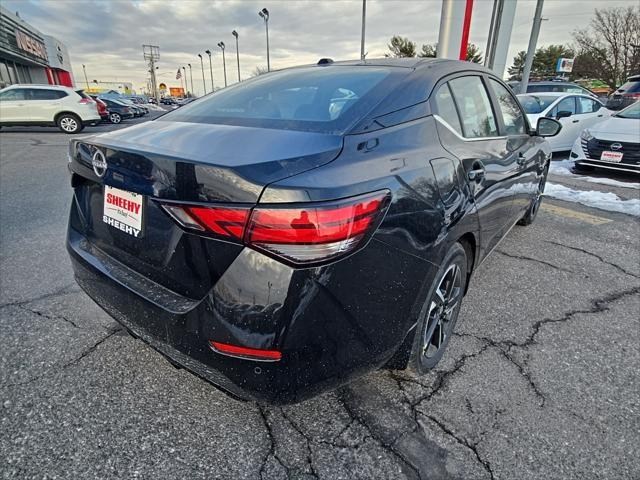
[556,110,572,119]
[536,117,562,137]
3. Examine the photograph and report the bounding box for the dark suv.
[606,75,640,110]
[67,58,560,404]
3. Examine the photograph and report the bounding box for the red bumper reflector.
[209,340,282,361]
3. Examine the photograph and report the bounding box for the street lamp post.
[217,41,227,87]
[198,54,207,95]
[187,63,194,97]
[82,64,89,89]
[258,8,270,71]
[182,66,187,96]
[232,30,241,82]
[205,50,214,91]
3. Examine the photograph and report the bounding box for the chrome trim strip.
[433,114,507,142]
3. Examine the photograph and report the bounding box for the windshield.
[518,95,558,114]
[159,66,395,133]
[615,101,640,119]
[615,80,640,94]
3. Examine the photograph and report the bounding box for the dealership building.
[0,6,75,88]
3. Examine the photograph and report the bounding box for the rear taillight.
[79,98,93,104]
[209,341,282,361]
[160,190,391,266]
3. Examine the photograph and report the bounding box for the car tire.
[409,242,468,373]
[109,113,122,124]
[57,113,83,134]
[518,164,549,226]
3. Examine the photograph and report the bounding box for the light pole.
[217,41,227,87]
[187,63,194,97]
[360,0,366,60]
[198,54,207,95]
[232,30,240,82]
[258,8,270,71]
[182,66,187,96]
[205,50,214,91]
[82,64,89,89]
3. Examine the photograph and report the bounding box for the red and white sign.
[600,151,623,163]
[103,186,143,237]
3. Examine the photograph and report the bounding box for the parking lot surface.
[1,116,639,479]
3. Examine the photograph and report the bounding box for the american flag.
[176,68,182,80]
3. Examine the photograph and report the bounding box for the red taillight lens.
[209,341,282,361]
[79,98,93,104]
[160,190,390,266]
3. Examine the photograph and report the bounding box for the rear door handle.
[467,160,485,181]
[572,119,579,123]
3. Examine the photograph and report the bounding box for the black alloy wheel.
[411,243,467,372]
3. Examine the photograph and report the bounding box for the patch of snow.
[548,159,574,176]
[585,177,640,190]
[544,183,640,217]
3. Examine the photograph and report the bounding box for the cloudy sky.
[4,0,635,94]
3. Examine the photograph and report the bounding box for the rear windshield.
[518,95,558,114]
[615,102,640,119]
[75,90,90,99]
[159,66,395,133]
[616,80,640,93]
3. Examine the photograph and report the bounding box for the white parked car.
[570,101,640,175]
[0,84,101,133]
[518,92,611,152]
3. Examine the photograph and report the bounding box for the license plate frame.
[600,151,623,163]
[103,185,144,238]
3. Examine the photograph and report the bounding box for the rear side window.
[0,89,27,100]
[489,79,526,135]
[616,80,640,93]
[448,76,498,138]
[577,97,601,114]
[161,66,394,133]
[75,90,91,99]
[433,83,463,135]
[29,89,67,100]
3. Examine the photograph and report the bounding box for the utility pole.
[360,0,366,60]
[82,64,89,89]
[218,42,227,87]
[258,8,270,71]
[520,0,544,94]
[232,30,241,82]
[182,66,187,96]
[142,45,160,105]
[198,54,207,95]
[205,50,214,91]
[187,63,194,96]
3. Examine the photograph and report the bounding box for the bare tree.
[573,6,640,89]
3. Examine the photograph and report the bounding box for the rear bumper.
[67,222,432,404]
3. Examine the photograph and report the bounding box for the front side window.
[448,76,498,138]
[433,83,463,135]
[161,66,395,133]
[489,79,526,135]
[0,89,26,101]
[518,95,558,114]
[549,97,576,117]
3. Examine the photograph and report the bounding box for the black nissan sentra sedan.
[67,58,561,404]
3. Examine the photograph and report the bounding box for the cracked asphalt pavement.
[1,118,639,479]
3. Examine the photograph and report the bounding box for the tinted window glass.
[434,83,463,135]
[161,66,393,133]
[489,79,526,135]
[28,89,67,100]
[0,89,26,100]
[616,80,640,93]
[550,96,576,117]
[518,95,558,114]
[449,76,498,138]
[577,97,601,114]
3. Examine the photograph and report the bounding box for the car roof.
[1,84,76,90]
